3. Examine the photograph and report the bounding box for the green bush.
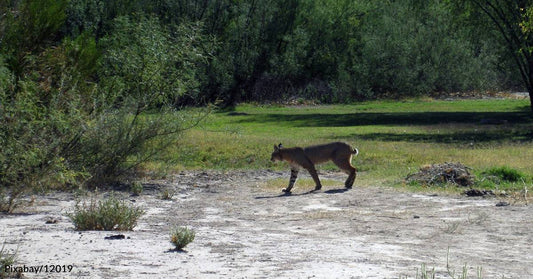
[170,226,195,251]
[482,166,527,183]
[68,194,145,231]
[130,181,143,196]
[76,15,211,185]
[0,11,210,204]
[0,34,93,212]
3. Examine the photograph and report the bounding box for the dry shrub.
[406,162,475,187]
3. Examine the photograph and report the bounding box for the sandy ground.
[1,170,532,279]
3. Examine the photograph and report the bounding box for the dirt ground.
[1,170,532,278]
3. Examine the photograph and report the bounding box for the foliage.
[97,15,210,107]
[457,0,533,110]
[72,15,213,184]
[481,166,528,183]
[160,189,175,200]
[170,226,196,251]
[68,193,145,231]
[0,242,17,279]
[2,0,527,106]
[354,0,498,97]
[0,41,91,211]
[130,181,143,196]
[0,5,211,207]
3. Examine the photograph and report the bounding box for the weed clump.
[130,181,144,196]
[406,162,475,187]
[160,188,175,200]
[481,166,526,183]
[170,226,195,251]
[68,194,144,231]
[0,242,17,279]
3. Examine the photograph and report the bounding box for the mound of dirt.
[406,162,475,187]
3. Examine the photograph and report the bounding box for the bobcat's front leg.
[306,166,322,192]
[282,168,299,194]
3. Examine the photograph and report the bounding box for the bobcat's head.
[270,143,283,162]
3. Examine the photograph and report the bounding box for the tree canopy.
[1,0,527,106]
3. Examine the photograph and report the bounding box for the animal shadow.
[323,188,350,194]
[254,188,349,199]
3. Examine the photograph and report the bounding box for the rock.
[105,234,126,240]
[495,201,510,207]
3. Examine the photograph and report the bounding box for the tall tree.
[468,0,533,111]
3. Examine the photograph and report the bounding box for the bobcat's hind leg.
[283,168,299,194]
[344,167,357,189]
[333,157,357,189]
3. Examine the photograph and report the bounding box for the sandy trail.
[1,170,532,278]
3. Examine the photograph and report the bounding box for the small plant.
[170,226,195,251]
[0,190,11,213]
[68,194,145,231]
[160,188,175,200]
[443,221,462,234]
[482,166,526,183]
[130,181,143,196]
[0,242,17,279]
[446,248,483,279]
[415,263,435,279]
[0,188,24,213]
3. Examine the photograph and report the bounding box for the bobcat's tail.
[352,147,359,156]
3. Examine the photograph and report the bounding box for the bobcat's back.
[303,142,358,164]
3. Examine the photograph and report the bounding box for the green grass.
[141,98,533,193]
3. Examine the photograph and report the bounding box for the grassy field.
[143,98,533,193]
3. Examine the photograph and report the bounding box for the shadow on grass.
[236,110,532,127]
[337,130,533,143]
[236,108,532,143]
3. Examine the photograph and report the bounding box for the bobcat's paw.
[310,187,321,193]
[282,188,292,194]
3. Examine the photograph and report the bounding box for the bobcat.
[270,142,359,194]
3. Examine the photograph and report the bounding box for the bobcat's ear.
[278,143,283,149]
[274,144,279,151]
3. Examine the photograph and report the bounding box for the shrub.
[160,189,175,200]
[0,56,88,212]
[77,15,211,185]
[170,226,195,251]
[68,194,144,231]
[0,242,17,279]
[130,181,143,196]
[1,11,211,206]
[482,166,526,183]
